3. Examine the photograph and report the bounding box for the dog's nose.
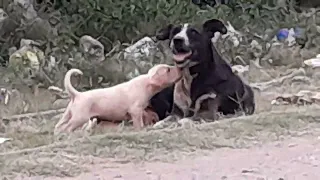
[173,38,184,49]
[173,37,189,54]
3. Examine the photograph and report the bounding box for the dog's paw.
[81,118,98,131]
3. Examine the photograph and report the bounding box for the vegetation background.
[1,1,320,179]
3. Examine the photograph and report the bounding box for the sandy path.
[28,135,320,180]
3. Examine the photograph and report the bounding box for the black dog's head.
[156,19,227,67]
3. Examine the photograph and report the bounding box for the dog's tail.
[64,68,83,98]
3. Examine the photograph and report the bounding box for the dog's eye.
[190,29,198,35]
[166,68,170,72]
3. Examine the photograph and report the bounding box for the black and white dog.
[150,19,255,121]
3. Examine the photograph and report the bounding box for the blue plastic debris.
[276,28,289,41]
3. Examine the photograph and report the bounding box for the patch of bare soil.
[32,135,320,180]
[1,106,320,180]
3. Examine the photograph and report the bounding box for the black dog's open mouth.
[172,52,192,62]
[172,51,192,68]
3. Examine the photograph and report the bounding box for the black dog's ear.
[155,24,174,40]
[202,19,227,37]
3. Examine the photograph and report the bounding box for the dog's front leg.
[188,93,202,117]
[54,114,69,134]
[204,96,220,121]
[171,103,185,118]
[189,92,219,121]
[129,108,144,129]
[54,103,72,133]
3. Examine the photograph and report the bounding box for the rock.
[20,38,41,47]
[8,47,18,56]
[123,37,160,77]
[152,120,167,129]
[153,115,174,129]
[221,21,242,48]
[178,118,195,128]
[304,54,320,68]
[248,60,272,83]
[0,137,12,144]
[300,0,320,7]
[8,39,45,83]
[271,90,320,106]
[9,0,53,41]
[93,36,164,84]
[13,0,37,20]
[0,88,31,116]
[79,35,105,62]
[232,65,249,82]
[124,36,158,59]
[51,114,62,122]
[250,40,263,58]
[52,99,68,109]
[0,8,9,32]
[0,87,10,105]
[261,43,302,67]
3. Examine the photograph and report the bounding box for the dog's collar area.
[175,58,199,69]
[175,59,191,68]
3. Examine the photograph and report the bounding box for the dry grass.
[1,65,320,179]
[1,104,320,179]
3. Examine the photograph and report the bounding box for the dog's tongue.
[173,52,192,62]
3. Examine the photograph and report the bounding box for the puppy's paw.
[82,118,98,131]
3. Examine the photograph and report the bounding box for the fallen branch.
[0,141,69,156]
[2,108,65,121]
[250,68,306,91]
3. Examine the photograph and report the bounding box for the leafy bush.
[0,0,311,68]
[36,0,206,51]
[34,0,303,50]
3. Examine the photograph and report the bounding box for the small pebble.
[114,174,122,178]
[288,143,297,147]
[256,178,265,180]
[221,175,228,180]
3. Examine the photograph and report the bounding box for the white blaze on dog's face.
[170,24,190,50]
[170,23,194,67]
[148,64,181,89]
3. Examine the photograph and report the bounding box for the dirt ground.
[29,135,320,180]
[1,104,320,180]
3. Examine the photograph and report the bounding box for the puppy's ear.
[155,24,174,40]
[202,19,227,37]
[149,69,166,89]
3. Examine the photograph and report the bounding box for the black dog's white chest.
[173,68,195,116]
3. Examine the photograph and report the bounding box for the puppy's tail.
[64,68,83,98]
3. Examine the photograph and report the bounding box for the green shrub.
[38,0,231,51]
[42,0,300,50]
[0,0,303,66]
